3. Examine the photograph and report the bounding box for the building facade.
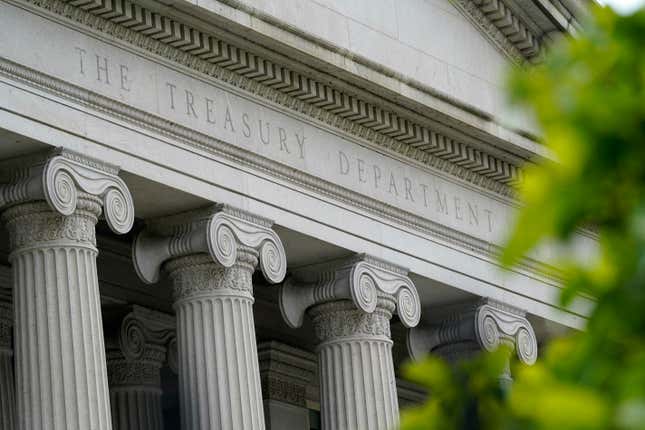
[0,0,592,428]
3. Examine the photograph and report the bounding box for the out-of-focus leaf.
[402,4,645,430]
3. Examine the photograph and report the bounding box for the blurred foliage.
[401,4,645,430]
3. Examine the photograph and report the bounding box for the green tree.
[401,5,645,430]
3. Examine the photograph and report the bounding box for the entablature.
[23,0,534,196]
[0,0,596,329]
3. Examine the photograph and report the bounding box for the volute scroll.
[133,205,287,286]
[280,255,421,329]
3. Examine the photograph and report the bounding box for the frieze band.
[20,0,524,195]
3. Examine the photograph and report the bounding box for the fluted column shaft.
[2,198,112,430]
[132,205,286,430]
[0,301,15,430]
[280,255,421,430]
[310,297,399,430]
[167,251,265,430]
[107,353,165,430]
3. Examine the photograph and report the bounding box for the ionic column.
[0,149,135,430]
[0,269,15,430]
[132,205,287,430]
[407,298,538,384]
[103,305,176,430]
[280,255,421,430]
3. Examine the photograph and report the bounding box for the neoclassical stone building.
[0,0,593,428]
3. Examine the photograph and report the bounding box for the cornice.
[460,0,587,65]
[24,0,525,197]
[455,0,544,65]
[1,0,569,283]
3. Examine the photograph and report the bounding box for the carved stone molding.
[308,298,396,344]
[2,200,101,251]
[407,298,538,366]
[280,254,421,330]
[0,57,560,287]
[132,204,286,286]
[258,341,317,407]
[0,148,134,235]
[18,0,524,196]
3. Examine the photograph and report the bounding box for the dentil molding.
[19,0,524,196]
[280,254,421,330]
[408,298,538,365]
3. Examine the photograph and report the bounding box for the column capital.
[104,305,176,391]
[104,306,174,430]
[279,254,421,329]
[132,204,287,285]
[104,305,175,366]
[407,298,538,365]
[0,148,134,234]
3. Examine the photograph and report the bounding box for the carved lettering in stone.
[0,4,510,245]
[337,150,496,233]
[74,47,132,92]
